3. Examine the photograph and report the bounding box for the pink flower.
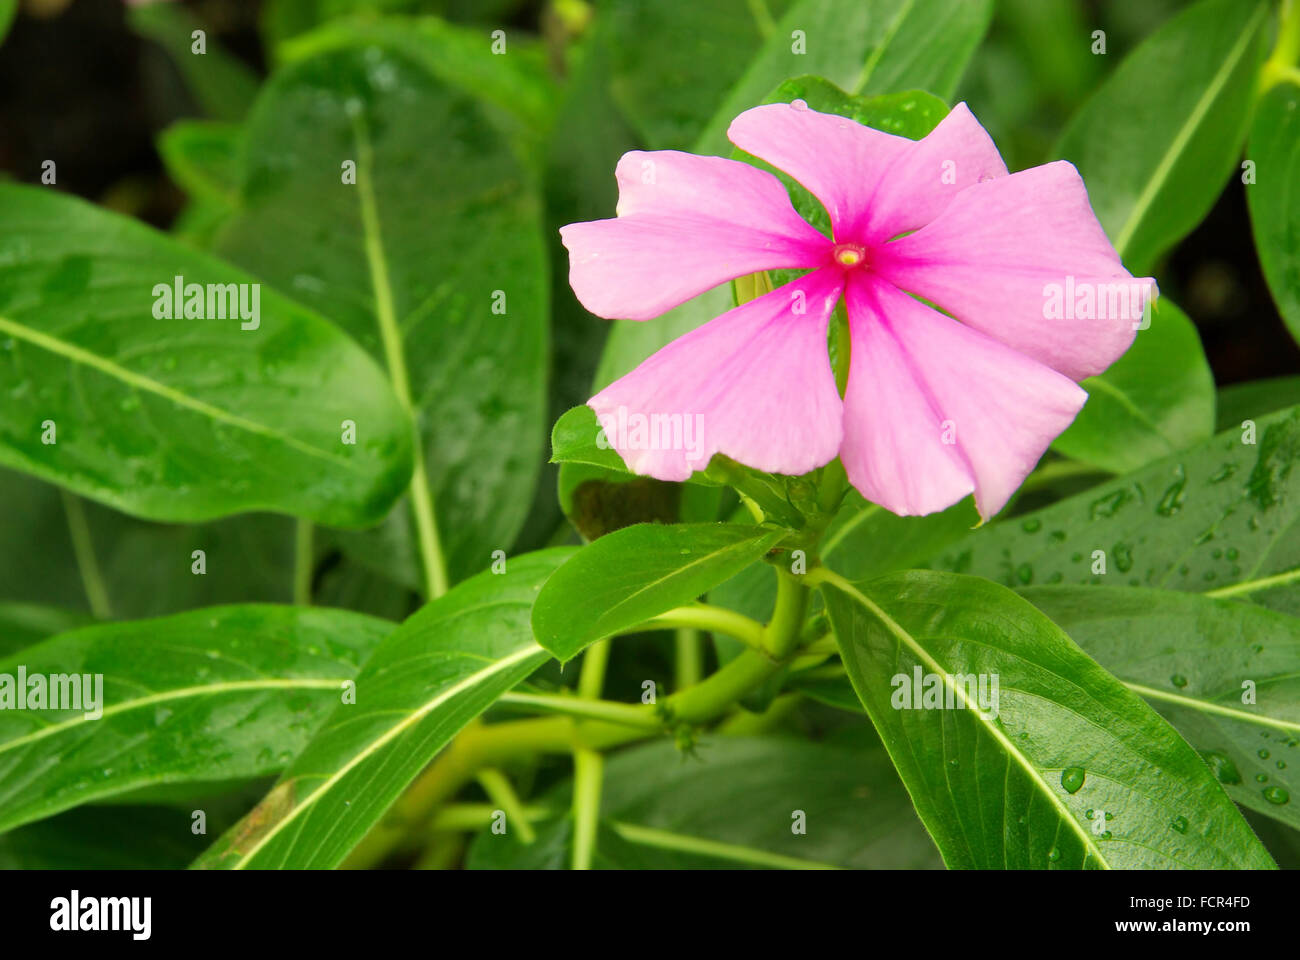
[560,101,1156,520]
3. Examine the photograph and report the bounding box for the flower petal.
[727,101,911,239]
[875,161,1156,380]
[560,151,828,321]
[589,268,845,481]
[843,277,1087,520]
[858,102,1007,242]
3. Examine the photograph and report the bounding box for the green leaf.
[157,120,243,207]
[934,405,1300,616]
[1052,299,1215,473]
[532,523,785,661]
[0,605,394,834]
[0,185,414,528]
[0,604,92,659]
[467,735,942,869]
[1053,0,1269,273]
[693,0,991,156]
[821,491,979,580]
[277,15,559,140]
[599,0,794,151]
[127,1,259,122]
[215,43,548,585]
[822,569,1275,868]
[1023,586,1300,830]
[1217,376,1300,432]
[550,404,638,474]
[1247,77,1300,350]
[193,548,574,869]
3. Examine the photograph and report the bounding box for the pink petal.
[859,103,1007,242]
[842,277,1087,520]
[589,268,845,481]
[874,161,1157,380]
[560,151,828,321]
[727,101,911,240]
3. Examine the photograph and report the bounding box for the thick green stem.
[571,748,603,869]
[674,627,704,689]
[764,569,809,659]
[644,603,765,650]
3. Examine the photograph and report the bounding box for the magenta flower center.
[832,242,867,269]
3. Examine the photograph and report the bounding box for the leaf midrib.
[822,571,1111,869]
[226,643,544,868]
[0,677,344,756]
[0,314,355,469]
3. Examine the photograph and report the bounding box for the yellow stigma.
[833,243,866,267]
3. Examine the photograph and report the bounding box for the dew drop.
[1170,815,1188,834]
[1263,786,1290,805]
[1171,674,1188,689]
[1047,846,1061,862]
[790,99,808,112]
[1061,767,1085,794]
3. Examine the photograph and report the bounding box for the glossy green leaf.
[1053,0,1268,273]
[277,15,558,139]
[935,406,1300,615]
[533,523,786,661]
[1052,299,1215,473]
[0,605,394,833]
[0,185,413,528]
[600,0,794,150]
[193,548,573,869]
[1023,586,1300,829]
[1217,376,1300,431]
[822,569,1275,868]
[550,404,637,474]
[467,735,942,869]
[215,44,548,584]
[693,0,991,155]
[1247,77,1300,349]
[127,1,259,122]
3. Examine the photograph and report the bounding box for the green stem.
[476,768,537,844]
[60,491,111,619]
[571,638,610,868]
[764,569,809,659]
[354,117,449,600]
[1263,0,1300,90]
[674,627,704,689]
[571,747,603,870]
[293,518,313,606]
[644,603,766,650]
[498,691,663,729]
[430,802,551,832]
